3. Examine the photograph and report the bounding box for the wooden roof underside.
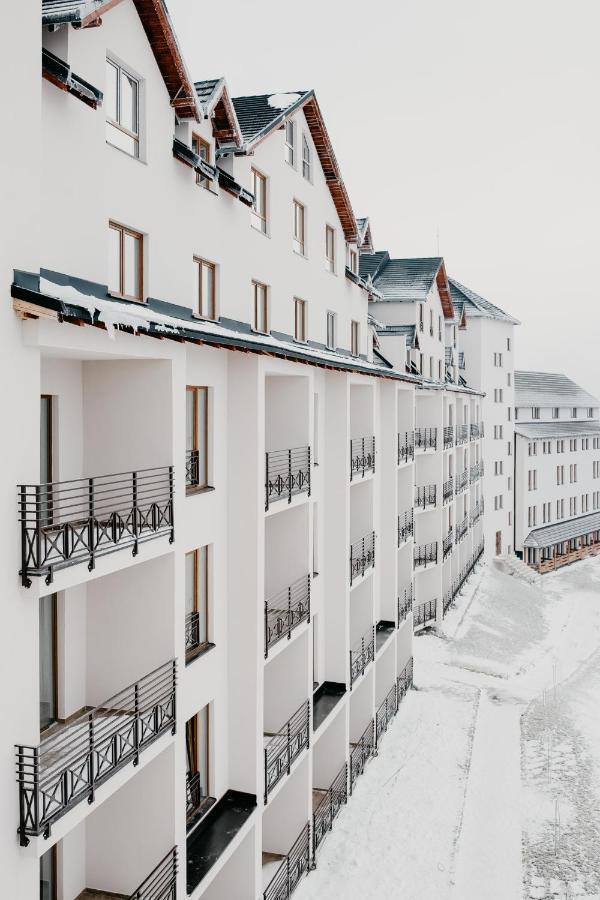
[436,261,455,319]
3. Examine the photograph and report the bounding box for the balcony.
[414,427,437,452]
[18,467,175,587]
[455,469,469,495]
[375,620,395,652]
[375,682,399,748]
[349,719,374,795]
[443,590,453,616]
[451,540,485,599]
[312,764,348,858]
[398,430,415,465]
[313,682,346,731]
[350,436,375,480]
[397,585,413,625]
[470,461,483,484]
[186,771,216,830]
[16,660,176,845]
[443,426,454,449]
[263,823,310,900]
[456,517,468,543]
[471,499,483,525]
[413,599,436,629]
[187,790,256,895]
[185,449,201,490]
[470,422,481,441]
[349,626,375,688]
[398,508,414,545]
[456,424,469,445]
[459,351,466,370]
[264,574,311,658]
[442,477,454,504]
[349,531,375,584]
[443,529,453,559]
[415,484,437,510]
[264,701,310,802]
[397,657,414,701]
[265,447,311,511]
[78,847,178,900]
[414,542,438,568]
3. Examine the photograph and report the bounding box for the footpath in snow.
[296,555,600,900]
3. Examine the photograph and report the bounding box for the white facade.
[2,3,486,900]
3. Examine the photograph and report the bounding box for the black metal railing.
[265,447,311,510]
[264,823,311,900]
[398,509,414,545]
[264,701,310,802]
[415,427,437,451]
[264,575,311,658]
[471,499,483,525]
[128,847,178,900]
[470,461,482,484]
[16,660,177,845]
[350,436,375,480]
[397,585,413,625]
[456,517,468,542]
[350,531,375,584]
[185,611,201,656]
[415,484,437,510]
[375,682,399,747]
[397,658,414,701]
[443,477,454,504]
[470,422,480,440]
[398,430,415,465]
[443,590,453,617]
[349,626,375,688]
[312,764,348,858]
[413,600,436,629]
[458,351,466,370]
[455,470,469,494]
[443,426,454,449]
[451,541,485,602]
[185,449,200,488]
[443,530,453,559]
[18,467,175,587]
[414,542,438,568]
[349,720,374,795]
[186,770,204,819]
[456,424,469,445]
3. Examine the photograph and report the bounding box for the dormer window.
[302,134,311,180]
[192,134,211,189]
[106,59,140,158]
[285,120,295,166]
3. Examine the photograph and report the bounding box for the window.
[326,311,336,350]
[438,315,442,341]
[507,373,511,387]
[39,593,57,732]
[106,58,140,157]
[192,134,211,188]
[429,309,433,336]
[495,461,504,475]
[532,407,540,419]
[494,389,503,403]
[194,258,216,320]
[293,200,305,254]
[325,226,335,273]
[552,407,559,419]
[506,337,511,350]
[507,441,512,456]
[419,352,423,374]
[508,511,512,526]
[348,247,358,273]
[494,425,503,439]
[556,465,564,485]
[185,546,209,657]
[438,359,442,381]
[572,407,578,418]
[351,320,360,357]
[186,705,210,819]
[528,469,537,490]
[302,134,311,179]
[588,407,593,417]
[419,305,424,332]
[594,461,600,479]
[429,356,434,379]
[108,221,143,301]
[186,386,209,490]
[494,495,504,510]
[253,281,269,333]
[40,846,57,900]
[285,119,295,165]
[508,407,511,421]
[251,168,267,233]
[294,298,307,342]
[528,506,537,527]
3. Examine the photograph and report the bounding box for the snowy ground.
[297,555,600,900]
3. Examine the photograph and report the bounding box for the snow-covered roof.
[524,511,600,548]
[515,421,600,439]
[515,372,599,409]
[448,278,519,325]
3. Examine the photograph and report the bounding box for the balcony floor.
[313,681,346,731]
[187,790,256,894]
[76,893,127,900]
[375,621,395,653]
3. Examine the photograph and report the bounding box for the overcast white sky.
[168,0,600,397]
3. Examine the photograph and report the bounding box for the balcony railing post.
[307,573,311,624]
[264,601,269,659]
[265,452,269,511]
[287,585,292,642]
[168,465,175,544]
[20,486,32,587]
[307,446,311,499]
[133,682,140,765]
[132,470,139,557]
[171,659,177,735]
[87,712,95,806]
[287,720,292,776]
[288,450,292,505]
[87,477,95,572]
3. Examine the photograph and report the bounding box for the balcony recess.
[350,436,375,480]
[398,430,415,464]
[263,823,310,900]
[264,701,310,802]
[349,720,374,795]
[349,531,375,584]
[349,626,375,688]
[265,447,311,511]
[312,764,347,859]
[413,599,437,629]
[264,575,311,658]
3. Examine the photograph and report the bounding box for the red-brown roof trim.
[436,260,454,319]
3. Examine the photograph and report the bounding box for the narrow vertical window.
[40,846,57,900]
[348,247,358,273]
[293,201,305,255]
[109,221,143,301]
[186,705,210,821]
[192,134,211,189]
[284,119,295,165]
[194,258,216,320]
[325,226,335,272]
[186,386,209,491]
[251,168,268,233]
[106,59,140,157]
[351,320,360,357]
[419,305,424,332]
[185,546,209,658]
[253,281,269,333]
[302,134,311,179]
[39,593,57,732]
[326,311,336,350]
[294,298,307,342]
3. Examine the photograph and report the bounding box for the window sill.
[186,641,216,666]
[107,290,145,304]
[252,328,271,337]
[106,139,147,166]
[293,249,308,260]
[251,221,270,238]
[191,313,219,324]
[186,484,215,497]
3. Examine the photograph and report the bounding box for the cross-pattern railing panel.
[263,823,311,900]
[414,427,437,451]
[443,530,453,559]
[470,422,480,440]
[264,701,310,802]
[414,542,438,568]
[312,764,347,858]
[18,467,175,586]
[16,660,177,845]
[349,626,375,688]
[128,847,178,900]
[443,477,453,504]
[397,585,413,625]
[375,682,399,747]
[185,611,201,656]
[265,447,311,510]
[398,430,415,465]
[350,436,375,480]
[413,599,436,629]
[398,509,414,545]
[349,720,374,795]
[185,449,200,488]
[264,575,311,657]
[415,484,437,510]
[349,531,375,584]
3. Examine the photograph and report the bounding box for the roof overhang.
[435,260,454,319]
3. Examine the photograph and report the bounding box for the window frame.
[285,119,295,166]
[252,280,269,334]
[326,310,336,350]
[185,546,209,656]
[302,133,311,180]
[293,200,306,255]
[108,220,144,301]
[294,297,307,343]
[351,320,360,357]
[193,257,217,321]
[186,385,210,492]
[106,58,140,158]
[251,167,268,234]
[325,225,336,273]
[192,133,212,189]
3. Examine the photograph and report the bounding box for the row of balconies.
[414,538,485,628]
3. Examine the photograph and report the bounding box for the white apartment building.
[1,3,485,900]
[514,371,600,573]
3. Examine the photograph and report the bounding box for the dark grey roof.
[42,0,105,23]
[377,324,417,348]
[369,257,443,302]
[359,251,389,280]
[232,91,311,144]
[524,511,600,548]
[515,371,599,408]
[194,78,223,110]
[515,421,600,439]
[448,278,519,324]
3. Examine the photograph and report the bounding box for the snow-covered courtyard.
[297,556,600,900]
